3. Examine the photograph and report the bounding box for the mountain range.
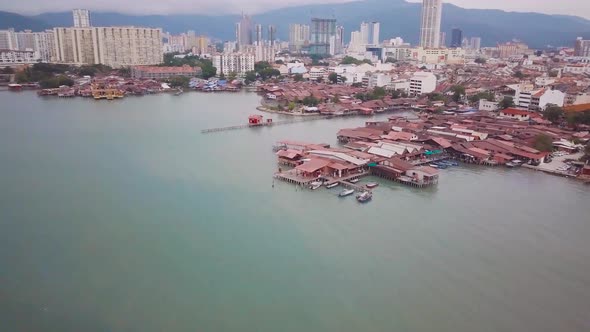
[2,0,590,48]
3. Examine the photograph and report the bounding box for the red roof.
[501,108,534,116]
[295,158,331,173]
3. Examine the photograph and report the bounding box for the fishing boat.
[429,164,440,168]
[326,182,339,189]
[309,181,323,190]
[339,189,355,197]
[349,178,360,183]
[356,191,372,203]
[366,182,379,189]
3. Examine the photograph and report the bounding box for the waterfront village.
[2,9,590,200]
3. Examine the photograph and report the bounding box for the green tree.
[581,144,590,162]
[533,134,554,152]
[385,57,397,63]
[1,67,14,74]
[474,57,487,64]
[549,70,559,78]
[468,91,496,104]
[168,76,190,88]
[293,73,304,82]
[244,71,257,85]
[451,85,466,102]
[499,96,515,109]
[227,71,238,81]
[331,94,340,103]
[199,60,217,79]
[513,70,525,79]
[372,86,386,99]
[275,59,284,64]
[39,75,74,89]
[118,67,131,78]
[328,72,339,84]
[302,96,320,106]
[288,102,296,111]
[542,105,564,123]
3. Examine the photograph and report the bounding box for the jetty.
[201,114,335,134]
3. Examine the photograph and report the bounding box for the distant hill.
[0,11,50,31]
[3,0,590,48]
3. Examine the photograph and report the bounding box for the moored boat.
[349,178,360,183]
[366,182,379,189]
[8,84,23,91]
[339,189,355,197]
[506,160,524,168]
[309,181,323,190]
[326,182,339,189]
[356,191,372,203]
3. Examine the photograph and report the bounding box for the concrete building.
[451,28,462,48]
[478,100,499,112]
[236,14,253,50]
[53,27,163,67]
[310,18,337,55]
[191,36,209,55]
[34,30,56,62]
[131,65,201,79]
[470,37,482,51]
[574,37,590,57]
[507,84,565,111]
[72,9,91,28]
[289,24,310,52]
[241,44,276,63]
[498,41,530,59]
[409,71,437,95]
[16,30,35,51]
[268,25,277,45]
[0,49,36,65]
[0,29,18,50]
[212,53,255,76]
[419,0,443,48]
[255,24,263,45]
[439,31,446,48]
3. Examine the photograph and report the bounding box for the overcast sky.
[4,0,590,19]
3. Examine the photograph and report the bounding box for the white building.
[507,84,565,111]
[0,49,36,65]
[289,24,310,52]
[309,67,328,81]
[34,30,55,63]
[53,27,163,67]
[72,9,91,28]
[409,72,437,95]
[0,29,18,50]
[241,44,275,63]
[212,53,255,76]
[365,72,392,88]
[419,0,443,48]
[478,100,499,112]
[16,30,35,51]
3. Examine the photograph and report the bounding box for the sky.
[3,0,590,19]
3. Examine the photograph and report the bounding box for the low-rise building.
[479,100,499,112]
[409,72,437,95]
[131,65,201,79]
[0,49,36,65]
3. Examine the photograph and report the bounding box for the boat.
[174,89,184,96]
[339,189,355,197]
[309,181,323,190]
[434,163,448,169]
[356,191,372,203]
[326,182,339,189]
[349,178,360,183]
[429,164,440,168]
[366,182,379,189]
[8,84,23,91]
[506,160,524,168]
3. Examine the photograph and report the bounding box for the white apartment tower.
[419,0,443,48]
[73,9,91,28]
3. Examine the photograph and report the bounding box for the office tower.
[255,24,263,45]
[310,18,336,55]
[369,22,380,45]
[575,37,590,57]
[289,24,310,52]
[470,37,481,51]
[236,14,253,50]
[419,0,443,48]
[268,25,276,45]
[72,9,91,28]
[450,28,462,48]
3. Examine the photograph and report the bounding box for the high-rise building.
[439,32,446,47]
[289,24,310,52]
[236,14,253,50]
[575,37,590,57]
[0,29,18,50]
[349,30,363,53]
[358,21,380,46]
[268,25,277,45]
[310,18,337,55]
[419,0,443,48]
[72,9,91,28]
[255,24,263,45]
[336,25,345,54]
[16,30,35,51]
[470,37,482,51]
[34,30,56,62]
[212,53,255,76]
[451,28,462,48]
[53,27,163,67]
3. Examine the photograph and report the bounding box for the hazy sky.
[4,0,590,19]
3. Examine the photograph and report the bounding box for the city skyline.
[2,0,590,19]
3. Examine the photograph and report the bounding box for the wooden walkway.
[202,115,337,134]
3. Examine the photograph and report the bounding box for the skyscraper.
[310,18,337,55]
[255,24,263,45]
[268,25,276,46]
[0,29,18,50]
[236,14,253,50]
[470,37,482,51]
[289,24,310,52]
[439,32,446,47]
[72,9,91,28]
[369,22,380,45]
[451,28,462,48]
[419,0,442,48]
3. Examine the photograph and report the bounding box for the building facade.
[451,28,462,48]
[575,37,590,57]
[0,49,36,65]
[236,14,253,50]
[73,9,91,28]
[54,27,163,67]
[409,71,437,95]
[212,53,255,76]
[310,18,337,55]
[0,29,18,50]
[419,0,443,48]
[289,24,310,52]
[268,25,277,45]
[131,65,201,79]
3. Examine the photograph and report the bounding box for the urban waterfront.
[1,91,589,332]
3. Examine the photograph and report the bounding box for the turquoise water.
[1,91,589,332]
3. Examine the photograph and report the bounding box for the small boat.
[174,89,184,96]
[309,181,323,190]
[506,160,524,168]
[434,163,448,169]
[366,182,379,189]
[8,84,23,91]
[326,182,339,189]
[339,189,355,197]
[429,164,440,168]
[349,178,360,183]
[356,191,372,203]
